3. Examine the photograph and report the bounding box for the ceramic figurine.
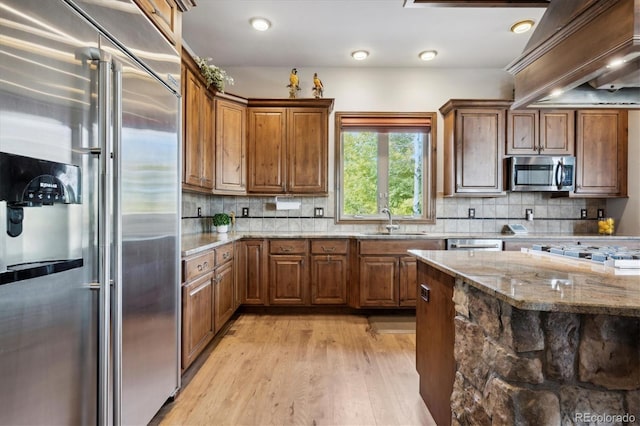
[312,72,324,98]
[287,68,300,98]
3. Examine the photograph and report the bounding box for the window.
[335,112,436,223]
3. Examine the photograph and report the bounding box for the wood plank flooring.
[155,313,435,426]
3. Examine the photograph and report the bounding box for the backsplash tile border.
[182,191,606,236]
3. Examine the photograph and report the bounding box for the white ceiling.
[181,1,547,69]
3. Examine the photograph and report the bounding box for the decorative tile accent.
[180,192,606,235]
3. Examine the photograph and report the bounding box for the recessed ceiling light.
[607,58,626,69]
[351,50,369,61]
[250,17,271,31]
[510,19,535,34]
[550,88,563,98]
[419,50,438,61]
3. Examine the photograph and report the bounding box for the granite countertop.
[409,249,640,317]
[181,232,244,257]
[182,231,640,257]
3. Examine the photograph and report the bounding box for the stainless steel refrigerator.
[0,0,181,424]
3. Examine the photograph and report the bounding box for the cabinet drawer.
[359,239,444,255]
[215,243,234,265]
[270,239,307,254]
[183,251,215,282]
[311,239,348,255]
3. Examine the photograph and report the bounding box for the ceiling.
[181,1,547,69]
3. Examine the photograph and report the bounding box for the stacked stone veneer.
[451,279,640,426]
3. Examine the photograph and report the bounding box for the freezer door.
[0,1,100,424]
[104,38,181,426]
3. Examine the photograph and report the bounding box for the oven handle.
[449,243,502,250]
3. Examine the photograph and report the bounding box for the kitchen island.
[409,249,639,426]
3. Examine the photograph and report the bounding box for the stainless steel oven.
[509,156,575,192]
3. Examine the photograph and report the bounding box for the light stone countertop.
[182,231,640,257]
[409,249,640,317]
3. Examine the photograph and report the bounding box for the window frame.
[334,111,437,224]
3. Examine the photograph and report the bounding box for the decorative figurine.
[287,68,300,98]
[312,72,324,98]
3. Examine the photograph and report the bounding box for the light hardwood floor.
[155,313,436,426]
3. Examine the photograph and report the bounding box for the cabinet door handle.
[322,246,335,253]
[420,284,430,302]
[223,252,230,259]
[280,247,292,253]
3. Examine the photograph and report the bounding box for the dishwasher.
[446,238,503,251]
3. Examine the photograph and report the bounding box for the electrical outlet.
[525,208,533,221]
[468,208,475,219]
[314,207,324,218]
[580,209,588,219]
[241,207,249,217]
[197,207,202,217]
[597,209,605,219]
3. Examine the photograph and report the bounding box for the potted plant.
[194,56,234,93]
[212,213,231,233]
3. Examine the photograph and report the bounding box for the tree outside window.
[335,112,436,223]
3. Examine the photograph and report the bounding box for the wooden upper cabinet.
[574,110,628,198]
[247,108,287,193]
[506,109,574,155]
[287,108,328,194]
[134,0,182,50]
[539,110,574,155]
[182,51,215,193]
[441,100,510,197]
[247,99,334,194]
[183,65,202,188]
[506,109,539,155]
[215,95,247,194]
[201,91,215,190]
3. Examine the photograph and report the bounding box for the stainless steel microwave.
[509,156,575,192]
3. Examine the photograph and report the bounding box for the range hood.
[508,0,640,108]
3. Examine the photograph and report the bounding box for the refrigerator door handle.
[88,47,113,426]
[111,59,123,426]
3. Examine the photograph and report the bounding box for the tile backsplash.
[182,191,606,236]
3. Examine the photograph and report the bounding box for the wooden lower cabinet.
[269,255,307,305]
[358,239,444,308]
[182,243,236,370]
[182,272,214,370]
[360,256,399,307]
[268,239,309,305]
[399,256,418,306]
[237,239,268,305]
[311,255,348,305]
[416,261,455,426]
[310,239,348,305]
[214,259,234,334]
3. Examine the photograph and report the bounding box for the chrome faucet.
[381,207,400,233]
